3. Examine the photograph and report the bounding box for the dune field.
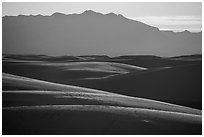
[2,55,202,134]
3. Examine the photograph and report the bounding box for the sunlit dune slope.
[3,73,201,116]
[3,60,147,80]
[36,61,147,73]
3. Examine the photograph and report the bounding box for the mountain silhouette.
[2,10,202,56]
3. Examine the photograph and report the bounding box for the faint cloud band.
[130,16,202,32]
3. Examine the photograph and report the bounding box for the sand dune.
[3,73,202,115]
[4,105,201,124]
[36,61,147,73]
[3,73,112,94]
[3,59,147,81]
[3,105,201,135]
[105,55,201,68]
[169,55,202,61]
[3,54,82,62]
[3,73,202,134]
[2,55,202,134]
[69,64,201,109]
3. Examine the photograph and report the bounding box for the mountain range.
[2,10,202,57]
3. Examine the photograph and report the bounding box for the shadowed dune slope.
[67,64,202,109]
[104,55,201,68]
[170,55,202,61]
[3,105,201,135]
[3,54,82,62]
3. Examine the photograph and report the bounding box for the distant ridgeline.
[2,10,202,57]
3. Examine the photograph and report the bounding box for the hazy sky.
[2,2,202,32]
